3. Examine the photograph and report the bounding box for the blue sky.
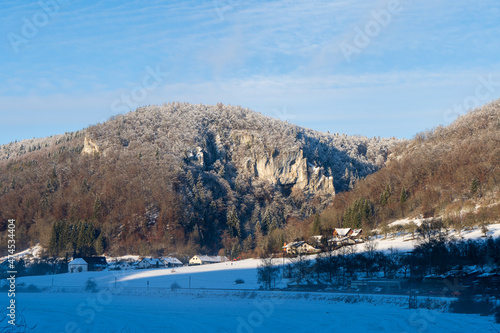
[1,0,500,145]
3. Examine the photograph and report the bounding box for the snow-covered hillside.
[373,222,500,253]
[14,223,500,291]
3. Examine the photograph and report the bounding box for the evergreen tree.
[380,185,391,206]
[343,198,373,229]
[310,214,321,235]
[48,221,60,256]
[400,186,407,204]
[95,233,105,255]
[470,178,479,195]
[226,207,241,238]
[92,197,102,220]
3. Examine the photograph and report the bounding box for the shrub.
[25,284,42,293]
[170,282,181,291]
[85,278,98,293]
[450,291,492,315]
[235,279,245,284]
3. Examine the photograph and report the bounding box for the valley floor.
[3,291,498,333]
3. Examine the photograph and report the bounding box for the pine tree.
[470,178,479,195]
[92,197,102,220]
[48,221,60,256]
[310,214,321,235]
[226,207,241,238]
[343,198,373,229]
[380,185,391,206]
[95,234,105,255]
[400,187,407,204]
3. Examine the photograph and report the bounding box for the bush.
[450,291,492,315]
[495,308,500,323]
[25,284,42,293]
[85,278,98,293]
[170,282,181,291]
[235,279,245,284]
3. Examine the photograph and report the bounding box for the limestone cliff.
[231,130,335,195]
[82,136,100,155]
[253,149,334,195]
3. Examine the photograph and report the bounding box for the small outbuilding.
[68,258,88,273]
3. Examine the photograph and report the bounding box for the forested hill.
[0,103,397,257]
[320,99,500,234]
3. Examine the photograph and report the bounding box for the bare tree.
[257,256,280,290]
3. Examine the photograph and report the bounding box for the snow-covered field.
[18,259,265,290]
[6,290,499,333]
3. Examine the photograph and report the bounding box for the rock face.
[230,130,335,195]
[82,136,100,155]
[253,149,335,195]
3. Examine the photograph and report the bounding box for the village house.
[333,228,353,238]
[189,255,228,265]
[109,261,134,270]
[161,257,183,268]
[475,271,500,294]
[119,262,133,270]
[137,258,164,269]
[283,241,320,255]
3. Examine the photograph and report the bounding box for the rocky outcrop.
[82,136,100,155]
[254,149,335,195]
[231,130,335,195]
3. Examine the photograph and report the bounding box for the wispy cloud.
[1,0,500,144]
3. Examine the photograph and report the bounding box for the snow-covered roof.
[335,228,352,237]
[161,257,183,265]
[352,229,363,237]
[283,241,308,249]
[68,258,88,265]
[477,272,500,278]
[194,255,228,263]
[140,258,164,265]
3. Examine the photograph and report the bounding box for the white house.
[119,262,133,270]
[68,258,88,273]
[137,258,164,269]
[161,257,183,267]
[283,241,320,255]
[189,255,228,265]
[109,262,133,270]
